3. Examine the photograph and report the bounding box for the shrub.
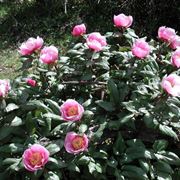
[0,15,180,180]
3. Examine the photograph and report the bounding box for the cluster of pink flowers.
[20,14,180,174]
[60,99,89,154]
[22,99,88,172]
[0,79,11,97]
[19,37,58,65]
[158,26,180,96]
[158,26,180,50]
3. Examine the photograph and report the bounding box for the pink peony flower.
[158,26,176,42]
[60,99,84,121]
[132,39,150,58]
[22,144,49,172]
[19,36,43,56]
[72,24,86,36]
[161,74,180,97]
[170,35,180,49]
[26,78,37,87]
[64,132,88,154]
[39,46,58,64]
[0,79,11,97]
[113,13,133,28]
[86,32,107,52]
[171,49,180,68]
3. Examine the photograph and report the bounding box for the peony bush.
[0,13,180,180]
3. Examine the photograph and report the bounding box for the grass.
[0,1,74,79]
[0,49,20,79]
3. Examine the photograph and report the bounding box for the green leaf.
[143,113,159,129]
[155,151,180,165]
[126,147,155,160]
[107,157,118,168]
[3,158,21,165]
[139,160,150,173]
[122,165,148,180]
[25,112,36,134]
[93,122,107,140]
[118,113,134,124]
[79,124,88,133]
[43,113,63,121]
[0,126,13,140]
[46,157,67,169]
[113,132,126,156]
[77,155,90,165]
[10,116,23,126]
[0,143,24,153]
[5,103,19,112]
[27,100,52,112]
[159,124,178,140]
[96,100,115,111]
[153,140,168,152]
[67,163,80,172]
[88,161,102,174]
[45,99,60,115]
[154,161,173,174]
[44,171,61,180]
[93,150,108,160]
[126,139,145,148]
[46,140,64,155]
[108,79,120,106]
[156,172,172,180]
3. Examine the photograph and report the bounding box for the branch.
[61,80,107,85]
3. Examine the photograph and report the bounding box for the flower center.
[29,152,42,166]
[67,106,78,116]
[72,136,84,150]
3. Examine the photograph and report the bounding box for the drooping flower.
[26,78,37,87]
[72,24,86,36]
[60,99,84,121]
[171,49,180,68]
[64,132,88,154]
[22,144,49,172]
[86,32,107,52]
[19,36,43,56]
[0,79,11,97]
[131,39,150,58]
[161,74,180,97]
[113,13,133,28]
[158,26,176,42]
[39,45,58,64]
